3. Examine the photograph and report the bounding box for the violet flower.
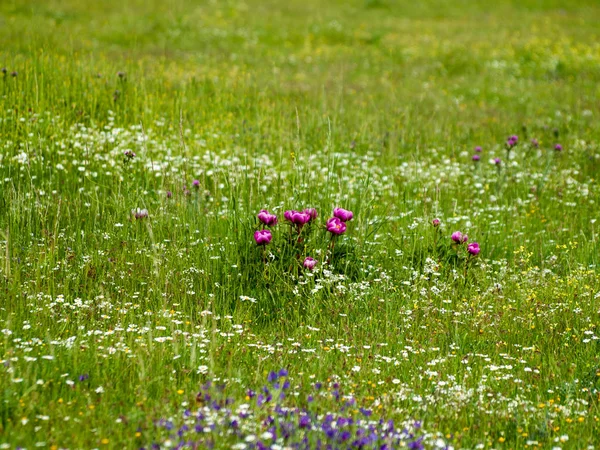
[326,217,347,235]
[333,208,353,222]
[554,143,563,151]
[303,257,317,270]
[303,208,318,222]
[254,230,272,246]
[451,231,467,244]
[432,218,440,227]
[284,210,311,226]
[257,209,278,227]
[467,242,480,255]
[472,154,480,162]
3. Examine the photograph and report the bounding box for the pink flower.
[254,230,272,246]
[303,257,317,270]
[327,217,347,235]
[257,209,278,227]
[472,154,480,162]
[303,208,318,221]
[467,242,480,255]
[432,218,440,227]
[285,210,311,226]
[451,231,467,244]
[192,179,200,188]
[132,208,149,220]
[333,208,353,222]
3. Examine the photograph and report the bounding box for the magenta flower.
[326,217,347,235]
[531,138,539,148]
[467,242,480,255]
[554,143,563,151]
[494,157,502,166]
[166,190,173,199]
[506,135,518,149]
[432,218,440,227]
[284,210,295,222]
[257,209,278,227]
[192,179,200,188]
[472,154,480,162]
[124,150,136,159]
[333,208,353,222]
[254,230,272,246]
[303,208,318,221]
[451,231,467,244]
[303,257,317,270]
[475,146,482,153]
[284,210,310,226]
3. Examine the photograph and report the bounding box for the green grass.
[1,0,600,448]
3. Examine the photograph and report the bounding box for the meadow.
[1,0,600,448]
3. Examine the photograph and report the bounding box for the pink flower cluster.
[252,206,355,269]
[451,231,480,255]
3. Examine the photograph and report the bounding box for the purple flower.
[278,368,288,377]
[494,157,502,166]
[124,150,136,159]
[254,230,272,246]
[284,210,311,226]
[554,143,563,151]
[303,257,317,270]
[451,231,468,244]
[506,134,518,149]
[302,208,318,221]
[326,217,347,235]
[257,209,278,227]
[472,154,480,162]
[475,146,482,152]
[531,138,539,148]
[432,218,440,227]
[467,242,480,255]
[192,179,200,188]
[267,371,278,383]
[333,208,353,222]
[166,190,173,199]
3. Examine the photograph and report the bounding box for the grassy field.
[1,0,600,448]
